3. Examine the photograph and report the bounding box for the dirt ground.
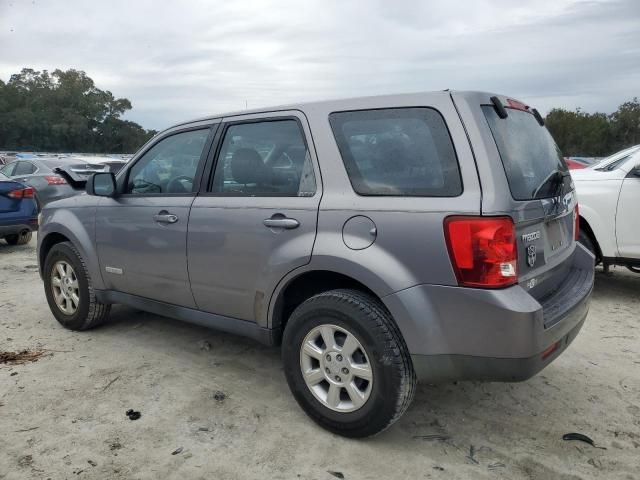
[1,236,639,480]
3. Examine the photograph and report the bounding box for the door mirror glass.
[88,172,117,197]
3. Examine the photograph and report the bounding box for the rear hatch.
[68,163,108,176]
[481,98,578,322]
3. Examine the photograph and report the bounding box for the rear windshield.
[329,108,462,196]
[482,106,567,200]
[593,145,640,171]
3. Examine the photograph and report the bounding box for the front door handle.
[263,215,300,229]
[153,211,179,224]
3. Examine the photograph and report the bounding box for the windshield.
[483,106,568,200]
[592,145,640,171]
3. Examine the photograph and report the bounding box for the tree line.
[1,67,638,157]
[0,68,157,154]
[545,98,640,157]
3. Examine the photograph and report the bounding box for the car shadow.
[593,266,640,302]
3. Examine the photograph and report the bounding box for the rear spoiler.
[53,166,88,189]
[490,96,545,126]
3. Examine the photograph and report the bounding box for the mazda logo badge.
[527,245,537,267]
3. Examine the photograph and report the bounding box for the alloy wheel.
[51,260,80,315]
[299,324,373,413]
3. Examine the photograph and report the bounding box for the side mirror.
[87,172,117,197]
[632,166,640,178]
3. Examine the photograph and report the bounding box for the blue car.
[0,172,39,245]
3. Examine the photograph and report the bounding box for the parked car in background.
[565,158,586,170]
[0,157,108,206]
[573,145,640,273]
[0,172,38,245]
[37,91,594,437]
[66,155,128,174]
[565,157,601,170]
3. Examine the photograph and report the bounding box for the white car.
[572,145,640,273]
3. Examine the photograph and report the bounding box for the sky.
[1,0,639,130]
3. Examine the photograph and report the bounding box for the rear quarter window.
[329,108,462,196]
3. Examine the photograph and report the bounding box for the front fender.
[38,206,103,289]
[579,202,617,257]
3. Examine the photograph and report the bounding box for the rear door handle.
[263,215,300,229]
[153,211,179,224]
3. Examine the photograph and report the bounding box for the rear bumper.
[0,219,38,236]
[383,244,594,382]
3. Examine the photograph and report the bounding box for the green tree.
[0,68,155,153]
[546,98,640,157]
[610,97,640,148]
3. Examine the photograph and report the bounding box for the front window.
[126,129,210,195]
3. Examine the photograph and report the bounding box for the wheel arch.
[579,215,603,261]
[38,211,104,289]
[269,268,387,344]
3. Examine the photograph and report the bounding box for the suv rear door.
[452,92,578,316]
[95,123,216,307]
[187,111,321,322]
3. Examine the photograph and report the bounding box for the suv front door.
[95,124,216,307]
[188,112,321,322]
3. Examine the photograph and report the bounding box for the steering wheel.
[166,175,194,193]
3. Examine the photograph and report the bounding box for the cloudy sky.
[1,0,638,130]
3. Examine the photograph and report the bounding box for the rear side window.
[483,106,568,200]
[329,108,462,196]
[211,120,316,197]
[14,161,36,175]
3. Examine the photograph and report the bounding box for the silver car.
[37,91,594,437]
[0,157,108,206]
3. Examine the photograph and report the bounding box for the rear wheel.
[282,289,416,437]
[43,241,111,330]
[4,231,32,245]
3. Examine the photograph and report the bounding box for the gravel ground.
[1,236,639,480]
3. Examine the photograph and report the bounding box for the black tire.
[282,289,416,438]
[43,241,111,331]
[578,230,599,264]
[627,266,640,274]
[5,231,32,245]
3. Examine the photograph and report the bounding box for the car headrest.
[230,148,266,185]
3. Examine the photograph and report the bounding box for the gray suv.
[37,91,594,437]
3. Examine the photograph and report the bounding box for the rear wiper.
[532,170,567,199]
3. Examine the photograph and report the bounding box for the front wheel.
[43,241,111,331]
[282,289,416,437]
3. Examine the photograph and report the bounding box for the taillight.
[7,187,35,199]
[574,204,580,241]
[444,216,518,288]
[45,175,67,185]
